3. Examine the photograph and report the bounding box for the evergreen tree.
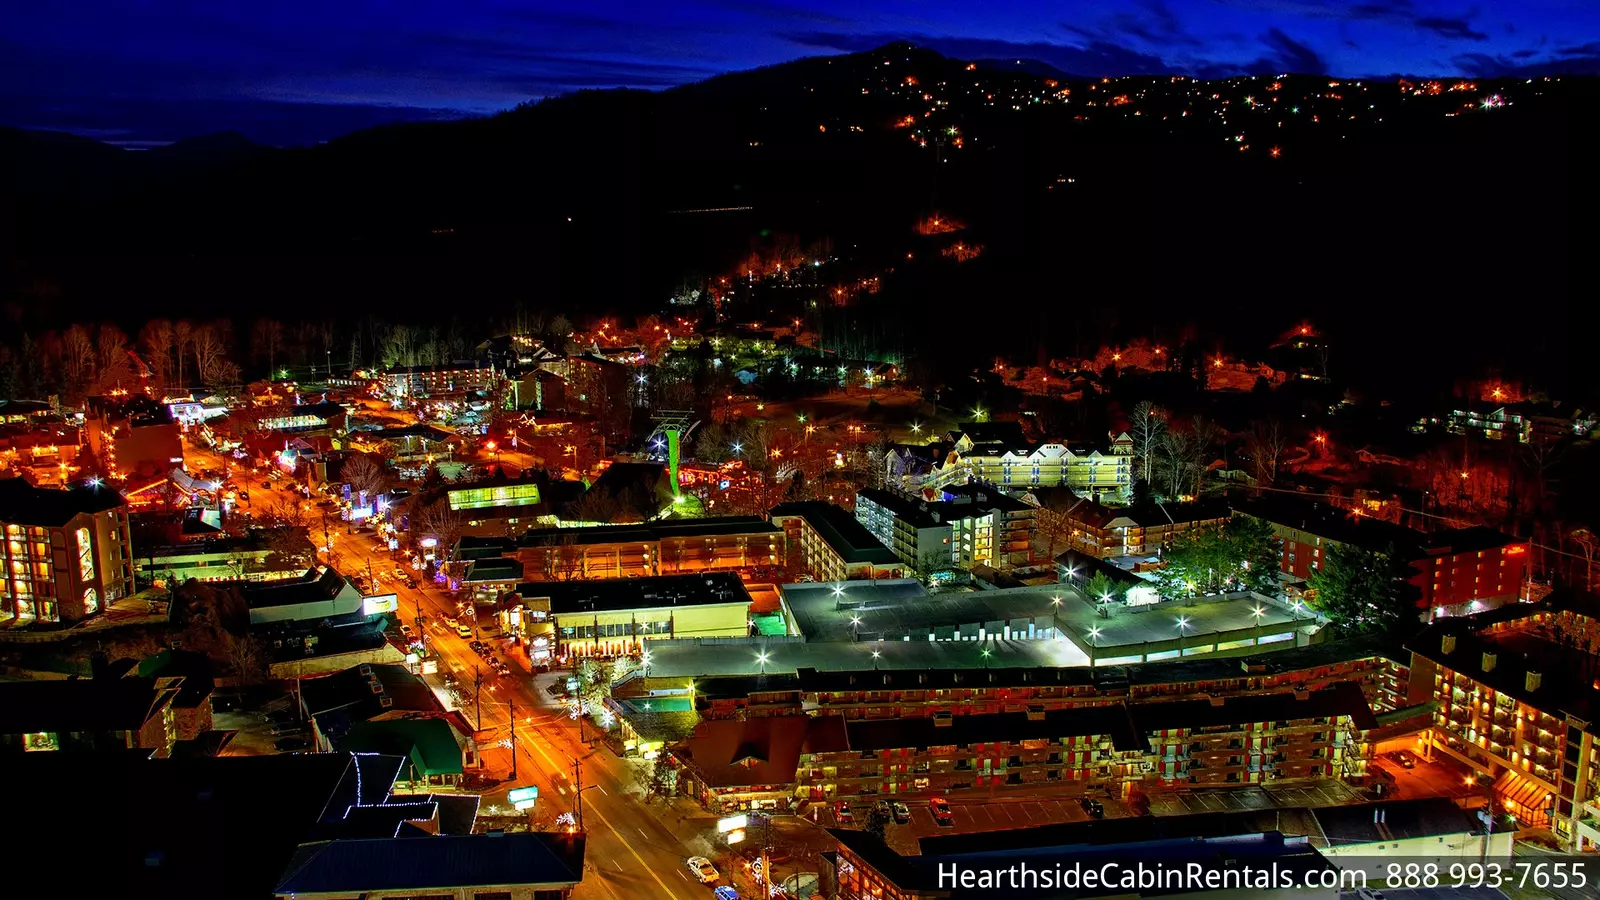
[1308,542,1420,635]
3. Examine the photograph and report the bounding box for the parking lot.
[1147,781,1359,816]
[817,793,1125,852]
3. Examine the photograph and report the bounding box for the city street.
[185,436,736,900]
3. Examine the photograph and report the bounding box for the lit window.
[75,527,95,582]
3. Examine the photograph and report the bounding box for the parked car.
[834,802,855,824]
[929,797,953,826]
[1387,750,1418,769]
[892,801,911,824]
[456,623,473,638]
[398,624,415,641]
[686,856,719,883]
[270,722,305,737]
[1078,798,1105,818]
[469,640,484,653]
[274,736,312,752]
[713,886,740,900]
[445,617,460,630]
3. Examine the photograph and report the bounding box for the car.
[1355,889,1386,900]
[892,801,911,824]
[274,736,312,752]
[402,576,418,588]
[834,802,854,824]
[1078,798,1105,818]
[398,624,415,640]
[456,624,473,638]
[270,722,305,737]
[445,617,460,629]
[686,856,719,883]
[469,640,484,653]
[929,797,953,825]
[1388,750,1418,769]
[713,887,740,900]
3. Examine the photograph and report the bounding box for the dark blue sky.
[4,1,1595,146]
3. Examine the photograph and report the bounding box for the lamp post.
[1086,626,1101,668]
[1176,616,1190,658]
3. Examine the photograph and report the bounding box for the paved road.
[185,436,718,900]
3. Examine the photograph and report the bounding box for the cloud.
[1072,0,1205,49]
[1415,17,1487,40]
[1260,28,1328,73]
[779,31,1183,77]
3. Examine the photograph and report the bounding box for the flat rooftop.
[517,571,751,614]
[768,500,898,565]
[782,580,1311,649]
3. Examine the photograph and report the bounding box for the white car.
[686,856,719,883]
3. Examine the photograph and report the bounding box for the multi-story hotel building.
[768,501,902,582]
[511,516,783,580]
[684,636,1416,725]
[671,682,1374,811]
[855,484,1035,572]
[1056,498,1231,559]
[905,423,1134,502]
[380,363,503,400]
[1408,593,1600,851]
[1235,497,1528,617]
[0,477,134,624]
[517,572,755,658]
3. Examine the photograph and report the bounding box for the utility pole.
[572,754,586,833]
[474,665,482,732]
[509,697,518,781]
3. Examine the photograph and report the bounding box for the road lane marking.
[596,784,609,795]
[584,799,689,900]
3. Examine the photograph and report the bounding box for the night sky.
[5,1,1596,146]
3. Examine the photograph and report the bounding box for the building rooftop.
[338,718,465,776]
[463,557,524,584]
[847,703,1143,752]
[857,486,1026,529]
[677,715,849,787]
[515,515,779,548]
[242,566,351,610]
[682,634,1408,700]
[1310,798,1479,846]
[516,571,751,615]
[0,476,126,526]
[300,663,441,724]
[10,751,401,898]
[1235,496,1522,560]
[277,833,585,895]
[0,676,180,733]
[839,826,1328,898]
[768,501,899,565]
[1071,498,1233,530]
[1406,593,1600,736]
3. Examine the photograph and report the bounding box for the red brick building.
[1236,498,1527,618]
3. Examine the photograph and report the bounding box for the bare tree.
[224,630,270,685]
[60,324,96,396]
[251,318,286,375]
[553,533,586,581]
[1157,429,1194,500]
[1128,401,1167,484]
[1187,416,1224,496]
[414,499,465,565]
[567,490,622,525]
[342,453,391,500]
[1244,420,1287,486]
[172,320,194,386]
[141,319,176,390]
[95,324,133,391]
[192,323,238,390]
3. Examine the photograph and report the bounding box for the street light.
[1051,594,1062,607]
[755,652,770,674]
